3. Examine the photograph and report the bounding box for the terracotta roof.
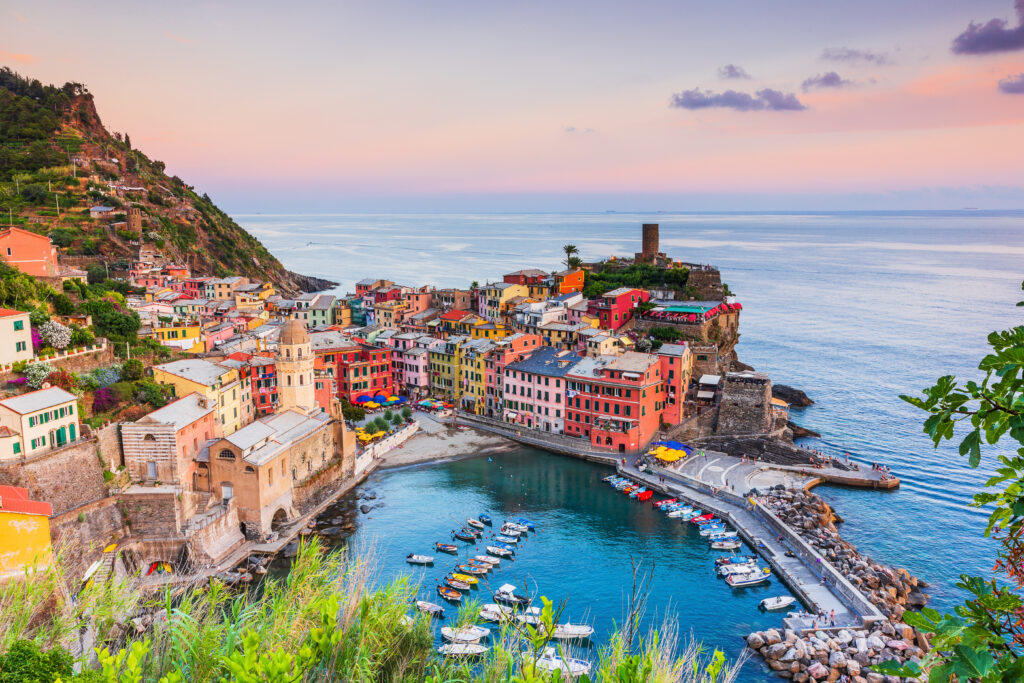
[0,485,52,516]
[0,307,29,318]
[440,310,473,321]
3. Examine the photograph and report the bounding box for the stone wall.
[49,497,128,582]
[715,372,772,437]
[686,268,725,300]
[121,489,183,538]
[635,311,740,354]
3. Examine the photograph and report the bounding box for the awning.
[697,390,715,399]
[506,411,518,418]
[699,374,721,385]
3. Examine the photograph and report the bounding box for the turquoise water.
[313,448,784,681]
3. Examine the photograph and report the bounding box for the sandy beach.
[376,413,519,470]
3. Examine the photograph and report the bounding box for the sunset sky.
[3,0,1024,211]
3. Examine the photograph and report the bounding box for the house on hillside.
[0,227,59,277]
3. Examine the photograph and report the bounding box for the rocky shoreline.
[747,488,930,682]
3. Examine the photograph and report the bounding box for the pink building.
[483,333,543,418]
[502,346,577,433]
[388,332,440,398]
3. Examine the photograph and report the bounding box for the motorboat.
[499,525,523,537]
[479,514,493,525]
[467,518,485,530]
[761,596,798,611]
[480,603,513,621]
[437,585,462,602]
[516,518,536,530]
[694,517,720,526]
[715,554,758,567]
[514,606,543,625]
[474,555,500,566]
[710,539,743,550]
[486,545,514,558]
[680,509,703,520]
[415,600,445,617]
[437,643,487,657]
[458,564,488,575]
[494,583,531,606]
[452,530,477,542]
[549,622,595,640]
[690,513,715,524]
[445,576,472,591]
[504,521,530,533]
[524,647,592,677]
[493,541,516,551]
[602,474,619,482]
[654,498,677,507]
[629,487,647,498]
[435,542,459,554]
[495,534,519,544]
[637,490,654,501]
[451,572,479,585]
[699,525,727,537]
[718,562,761,577]
[708,531,739,540]
[406,553,434,565]
[441,625,491,642]
[726,568,770,588]
[667,508,693,518]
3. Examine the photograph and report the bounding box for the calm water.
[244,211,1024,677]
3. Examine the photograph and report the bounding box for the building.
[656,343,693,425]
[554,269,585,294]
[434,288,473,311]
[482,333,543,418]
[0,387,80,460]
[458,338,495,414]
[211,276,249,301]
[89,205,115,219]
[121,393,218,486]
[586,287,649,331]
[502,347,576,432]
[0,227,59,277]
[355,278,392,296]
[152,359,251,435]
[429,335,468,399]
[483,282,528,322]
[149,321,204,352]
[0,308,33,367]
[127,206,143,235]
[564,352,665,452]
[0,486,52,579]
[277,319,317,414]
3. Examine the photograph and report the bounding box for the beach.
[376,413,519,470]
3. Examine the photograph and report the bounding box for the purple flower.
[31,328,43,351]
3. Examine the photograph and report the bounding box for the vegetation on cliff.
[0,67,331,295]
[582,263,693,299]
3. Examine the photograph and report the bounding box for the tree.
[401,406,413,421]
[390,412,404,425]
[470,281,479,290]
[39,319,71,349]
[122,358,144,381]
[562,244,579,268]
[566,256,583,270]
[889,281,1024,682]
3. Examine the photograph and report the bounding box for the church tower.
[277,318,316,414]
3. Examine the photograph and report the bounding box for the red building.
[503,268,548,286]
[586,287,649,331]
[311,332,394,402]
[227,352,279,417]
[564,351,665,452]
[0,227,58,277]
[183,277,214,298]
[656,343,692,426]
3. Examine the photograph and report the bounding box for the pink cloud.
[0,47,35,64]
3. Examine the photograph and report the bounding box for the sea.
[242,211,1024,680]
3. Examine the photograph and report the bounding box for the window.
[218,448,236,461]
[144,434,156,442]
[13,442,20,455]
[13,320,23,331]
[15,341,26,352]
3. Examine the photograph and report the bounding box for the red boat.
[653,498,677,507]
[637,490,654,502]
[690,513,715,524]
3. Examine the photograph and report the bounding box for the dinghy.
[494,583,531,606]
[504,521,529,533]
[499,525,522,537]
[715,554,759,567]
[437,585,462,602]
[760,596,797,611]
[629,487,647,498]
[441,625,491,642]
[435,542,459,554]
[437,643,487,657]
[406,553,435,565]
[550,622,595,640]
[445,576,472,591]
[516,518,535,530]
[480,603,513,621]
[467,518,485,529]
[479,514,493,525]
[718,562,760,577]
[452,530,477,542]
[602,474,619,482]
[699,525,726,537]
[708,530,739,540]
[667,508,693,518]
[690,513,715,524]
[637,490,653,501]
[493,541,516,551]
[451,572,478,585]
[458,564,488,575]
[710,539,743,550]
[486,545,514,558]
[495,534,519,544]
[524,647,592,677]
[726,568,770,588]
[416,600,445,617]
[474,555,500,566]
[654,498,677,507]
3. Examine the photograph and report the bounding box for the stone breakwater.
[747,488,931,682]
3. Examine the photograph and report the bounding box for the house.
[586,287,650,331]
[0,387,81,460]
[482,333,543,418]
[121,393,219,485]
[152,359,251,435]
[149,321,205,352]
[482,282,528,321]
[211,276,249,300]
[429,335,468,399]
[554,269,585,294]
[503,268,549,286]
[657,343,693,425]
[0,227,59,277]
[0,308,33,367]
[458,338,496,414]
[89,205,116,219]
[0,486,52,579]
[502,347,577,433]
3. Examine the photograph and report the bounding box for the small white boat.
[399,614,415,627]
[495,534,519,544]
[499,526,523,537]
[525,647,592,677]
[438,643,488,657]
[487,545,514,558]
[514,606,543,626]
[406,553,434,565]
[708,530,739,539]
[710,539,743,550]
[441,625,491,642]
[415,600,445,617]
[504,521,529,533]
[480,603,514,622]
[550,622,595,640]
[467,518,485,529]
[718,562,760,577]
[761,595,798,611]
[474,555,501,566]
[726,568,771,587]
[494,583,531,606]
[699,525,727,537]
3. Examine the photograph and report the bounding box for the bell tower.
[277,318,315,414]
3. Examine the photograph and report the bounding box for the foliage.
[79,365,121,391]
[562,244,579,268]
[23,362,54,389]
[44,368,77,393]
[0,639,72,683]
[122,358,144,381]
[83,299,140,342]
[51,294,76,316]
[582,264,690,299]
[647,326,686,343]
[39,319,71,350]
[893,281,1024,681]
[390,411,404,425]
[401,405,413,420]
[0,261,54,311]
[134,379,170,408]
[92,387,120,413]
[340,400,365,422]
[70,325,95,347]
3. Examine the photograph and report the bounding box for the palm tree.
[566,256,583,270]
[470,281,479,290]
[562,244,579,267]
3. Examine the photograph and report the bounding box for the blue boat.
[494,541,516,551]
[516,518,535,530]
[479,514,492,525]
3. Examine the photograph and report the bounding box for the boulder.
[846,659,861,677]
[866,636,886,652]
[780,647,799,662]
[765,628,783,645]
[864,674,884,683]
[768,643,789,660]
[359,504,371,514]
[746,632,765,650]
[836,630,853,644]
[829,651,847,669]
[806,662,829,680]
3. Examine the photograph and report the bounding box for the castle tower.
[642,223,659,261]
[277,318,316,414]
[127,207,143,235]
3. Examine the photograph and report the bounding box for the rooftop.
[133,392,213,430]
[604,287,641,298]
[155,358,231,386]
[507,346,579,377]
[0,307,28,318]
[0,386,77,415]
[657,343,690,357]
[226,410,330,466]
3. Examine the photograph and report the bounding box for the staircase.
[195,492,211,514]
[91,552,117,585]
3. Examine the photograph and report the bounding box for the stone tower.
[635,223,660,263]
[127,207,143,235]
[277,318,315,414]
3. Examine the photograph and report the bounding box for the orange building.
[0,227,59,277]
[0,485,53,579]
[554,269,585,294]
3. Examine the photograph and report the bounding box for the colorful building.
[429,335,468,399]
[0,308,33,368]
[458,338,495,414]
[502,347,576,432]
[121,392,219,486]
[586,287,649,331]
[482,333,543,418]
[0,227,58,277]
[483,282,528,322]
[149,321,205,352]
[153,359,251,435]
[0,387,80,459]
[657,343,693,426]
[0,486,52,579]
[554,269,585,294]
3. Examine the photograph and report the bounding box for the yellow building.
[458,339,493,414]
[375,300,409,330]
[152,359,250,435]
[150,322,205,353]
[470,320,511,340]
[483,283,528,321]
[0,485,52,579]
[428,336,467,400]
[144,285,175,303]
[0,308,33,369]
[0,387,81,460]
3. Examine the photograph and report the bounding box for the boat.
[494,583,531,606]
[710,539,743,550]
[637,490,654,501]
[516,518,535,530]
[504,521,529,533]
[622,485,638,494]
[602,474,619,482]
[406,553,435,565]
[726,568,771,588]
[458,564,488,575]
[452,530,477,542]
[474,555,500,566]
[690,513,715,524]
[708,530,739,540]
[415,600,445,617]
[493,541,516,551]
[718,562,761,577]
[82,559,103,583]
[514,606,543,624]
[549,622,595,640]
[435,542,459,554]
[680,509,703,520]
[628,487,647,498]
[699,525,726,537]
[486,545,514,558]
[451,572,479,585]
[524,647,592,677]
[467,518,485,529]
[694,517,720,526]
[715,554,759,567]
[654,498,677,507]
[667,509,694,518]
[445,577,472,591]
[437,585,463,602]
[761,596,798,611]
[480,603,513,621]
[437,643,488,657]
[479,514,493,525]
[495,534,519,544]
[499,526,522,537]
[441,625,491,642]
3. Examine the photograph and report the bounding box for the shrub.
[119,405,149,421]
[30,328,43,352]
[45,368,78,393]
[122,358,144,381]
[39,319,71,350]
[92,387,120,412]
[29,309,48,327]
[390,412,404,425]
[70,326,95,347]
[51,293,76,316]
[135,379,169,407]
[24,362,54,389]
[0,639,73,682]
[383,409,394,422]
[340,401,365,422]
[400,406,412,420]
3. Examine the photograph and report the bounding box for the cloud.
[563,125,576,133]
[669,88,805,111]
[821,47,892,65]
[951,0,1024,54]
[12,11,24,22]
[718,64,752,80]
[164,31,194,45]
[0,47,35,64]
[802,71,854,92]
[998,73,1024,93]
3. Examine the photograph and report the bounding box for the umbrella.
[355,396,370,403]
[388,396,399,402]
[373,394,388,403]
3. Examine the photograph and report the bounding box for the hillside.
[0,67,334,295]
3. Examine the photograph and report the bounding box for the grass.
[1,540,744,682]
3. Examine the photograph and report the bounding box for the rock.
[746,632,765,650]
[364,491,377,500]
[864,674,884,683]
[906,590,928,607]
[885,640,908,651]
[767,643,789,660]
[806,662,829,679]
[774,384,814,407]
[319,526,342,536]
[880,621,895,637]
[765,629,782,645]
[788,421,822,439]
[836,630,853,644]
[793,673,808,683]
[359,504,371,514]
[780,647,799,662]
[846,659,861,676]
[283,541,299,558]
[829,651,847,669]
[866,636,886,652]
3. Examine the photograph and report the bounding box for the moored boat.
[504,521,529,533]
[629,487,647,498]
[690,513,715,524]
[699,525,726,537]
[710,539,743,550]
[467,518,485,529]
[415,600,445,617]
[480,603,513,621]
[516,518,535,530]
[761,595,797,611]
[493,541,516,551]
[495,534,519,544]
[474,555,500,566]
[549,622,595,640]
[406,553,434,565]
[499,526,522,537]
[726,568,771,588]
[494,582,531,606]
[479,514,492,525]
[637,490,653,501]
[435,542,459,554]
[441,625,491,642]
[445,576,472,591]
[718,562,760,576]
[486,545,514,558]
[524,647,592,677]
[458,564,488,575]
[654,498,677,507]
[437,643,487,657]
[437,585,462,602]
[451,572,478,585]
[715,554,758,567]
[452,530,477,542]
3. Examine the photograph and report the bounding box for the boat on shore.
[761,596,797,611]
[406,553,434,565]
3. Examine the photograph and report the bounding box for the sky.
[3,0,1024,212]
